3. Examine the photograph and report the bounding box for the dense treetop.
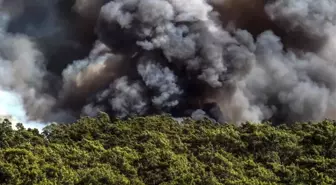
[0,113,335,184]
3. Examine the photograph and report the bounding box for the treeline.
[0,113,336,184]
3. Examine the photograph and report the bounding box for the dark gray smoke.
[1,0,336,125]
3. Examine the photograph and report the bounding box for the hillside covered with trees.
[0,113,336,184]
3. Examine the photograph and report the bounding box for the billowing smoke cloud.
[1,0,336,126]
[0,12,58,122]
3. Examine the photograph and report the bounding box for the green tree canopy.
[0,114,335,185]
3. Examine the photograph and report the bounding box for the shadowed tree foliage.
[0,114,336,185]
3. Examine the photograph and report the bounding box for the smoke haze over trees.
[1,0,336,125]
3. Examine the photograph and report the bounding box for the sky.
[0,89,47,131]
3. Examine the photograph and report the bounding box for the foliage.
[0,114,336,184]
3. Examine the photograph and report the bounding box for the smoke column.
[1,0,336,126]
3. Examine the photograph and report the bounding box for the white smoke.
[265,0,336,37]
[0,89,46,130]
[0,10,58,127]
[137,60,182,109]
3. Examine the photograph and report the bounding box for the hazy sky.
[0,89,46,131]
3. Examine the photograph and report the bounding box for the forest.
[0,113,335,185]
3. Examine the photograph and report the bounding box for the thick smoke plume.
[1,0,336,125]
